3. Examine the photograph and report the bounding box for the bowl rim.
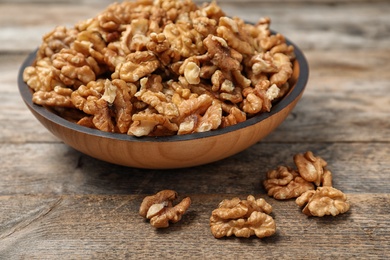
[18,34,308,143]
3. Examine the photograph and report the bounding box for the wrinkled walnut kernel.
[263,166,315,200]
[139,190,191,228]
[294,151,329,187]
[210,195,276,239]
[296,187,350,217]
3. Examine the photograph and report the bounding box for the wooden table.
[1,0,389,258]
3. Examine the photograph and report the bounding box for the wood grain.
[0,194,389,259]
[1,0,389,258]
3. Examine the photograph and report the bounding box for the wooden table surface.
[1,0,389,259]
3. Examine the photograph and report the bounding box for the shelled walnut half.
[210,195,276,239]
[263,166,315,200]
[296,187,350,217]
[139,190,191,228]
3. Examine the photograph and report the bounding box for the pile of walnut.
[263,151,350,217]
[23,0,295,137]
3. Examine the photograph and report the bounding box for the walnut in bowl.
[18,0,308,169]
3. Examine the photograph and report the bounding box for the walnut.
[242,81,280,114]
[177,94,222,135]
[202,35,242,72]
[52,49,97,87]
[129,109,179,136]
[178,99,222,134]
[139,190,191,228]
[128,18,150,51]
[32,86,74,108]
[263,166,315,200]
[135,89,179,117]
[269,53,293,87]
[147,32,181,66]
[183,61,201,85]
[216,17,254,56]
[199,1,225,20]
[192,16,217,37]
[116,51,160,83]
[259,33,286,52]
[250,52,278,75]
[163,22,204,58]
[23,58,64,92]
[73,30,107,67]
[37,26,78,60]
[71,79,105,114]
[176,93,213,122]
[210,195,276,239]
[293,151,328,187]
[220,106,246,128]
[296,187,350,217]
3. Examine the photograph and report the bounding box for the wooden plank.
[1,142,389,195]
[0,193,389,259]
[1,2,389,52]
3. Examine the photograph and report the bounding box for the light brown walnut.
[296,187,350,217]
[135,88,179,117]
[37,26,78,60]
[163,22,204,58]
[202,34,242,72]
[210,195,276,239]
[294,151,328,187]
[264,166,315,200]
[129,109,179,137]
[220,106,246,128]
[32,86,74,108]
[139,190,191,228]
[52,49,97,87]
[216,17,254,56]
[73,30,107,68]
[23,58,64,92]
[117,51,160,83]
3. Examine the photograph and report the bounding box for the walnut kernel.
[210,195,276,239]
[139,190,191,228]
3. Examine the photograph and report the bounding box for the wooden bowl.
[18,39,308,169]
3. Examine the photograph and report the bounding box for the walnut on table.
[263,166,315,200]
[296,187,350,217]
[210,195,276,239]
[294,151,330,187]
[264,151,332,200]
[139,190,191,228]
